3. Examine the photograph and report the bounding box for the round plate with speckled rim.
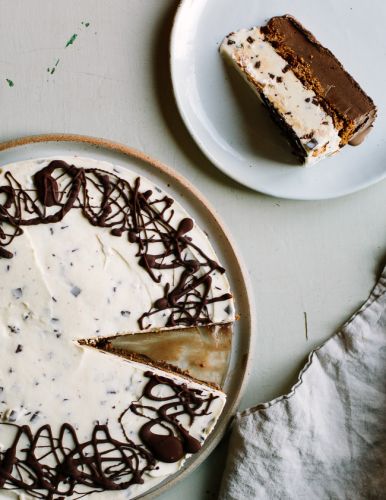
[0,134,254,500]
[170,0,386,200]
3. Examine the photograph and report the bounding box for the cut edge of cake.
[220,14,377,165]
[262,15,377,146]
[77,337,226,391]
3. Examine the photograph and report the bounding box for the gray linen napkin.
[220,269,386,500]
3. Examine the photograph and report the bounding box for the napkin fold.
[220,269,386,500]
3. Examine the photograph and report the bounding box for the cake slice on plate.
[220,15,377,165]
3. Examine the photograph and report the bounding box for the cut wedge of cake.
[87,324,232,387]
[0,157,234,499]
[220,15,377,165]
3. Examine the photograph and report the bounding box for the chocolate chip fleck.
[15,344,23,353]
[306,138,319,150]
[8,325,20,334]
[30,411,40,422]
[305,98,311,103]
[301,132,315,140]
[8,410,17,422]
[282,64,291,73]
[254,61,261,69]
[276,76,283,83]
[12,288,23,299]
[71,286,81,297]
[268,73,275,79]
[227,39,235,45]
[246,36,254,44]
[121,310,130,317]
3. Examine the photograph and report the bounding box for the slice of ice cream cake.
[220,15,376,165]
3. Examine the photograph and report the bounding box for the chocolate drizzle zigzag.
[0,160,232,329]
[0,372,217,499]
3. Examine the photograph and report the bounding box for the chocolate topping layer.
[262,15,377,145]
[0,372,217,498]
[0,160,232,329]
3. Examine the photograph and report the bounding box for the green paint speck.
[65,33,77,48]
[5,79,14,87]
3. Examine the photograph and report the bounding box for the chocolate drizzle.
[127,371,215,463]
[0,422,154,499]
[0,372,217,498]
[0,160,232,329]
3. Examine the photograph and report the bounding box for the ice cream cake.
[220,15,377,165]
[0,157,234,499]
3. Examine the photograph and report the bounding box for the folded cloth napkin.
[220,269,386,500]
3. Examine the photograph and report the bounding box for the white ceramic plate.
[0,134,253,499]
[170,0,386,200]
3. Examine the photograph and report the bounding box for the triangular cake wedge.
[82,324,232,387]
[0,157,234,499]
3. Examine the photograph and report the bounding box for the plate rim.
[169,0,386,201]
[0,133,255,499]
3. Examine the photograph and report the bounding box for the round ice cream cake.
[0,157,235,499]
